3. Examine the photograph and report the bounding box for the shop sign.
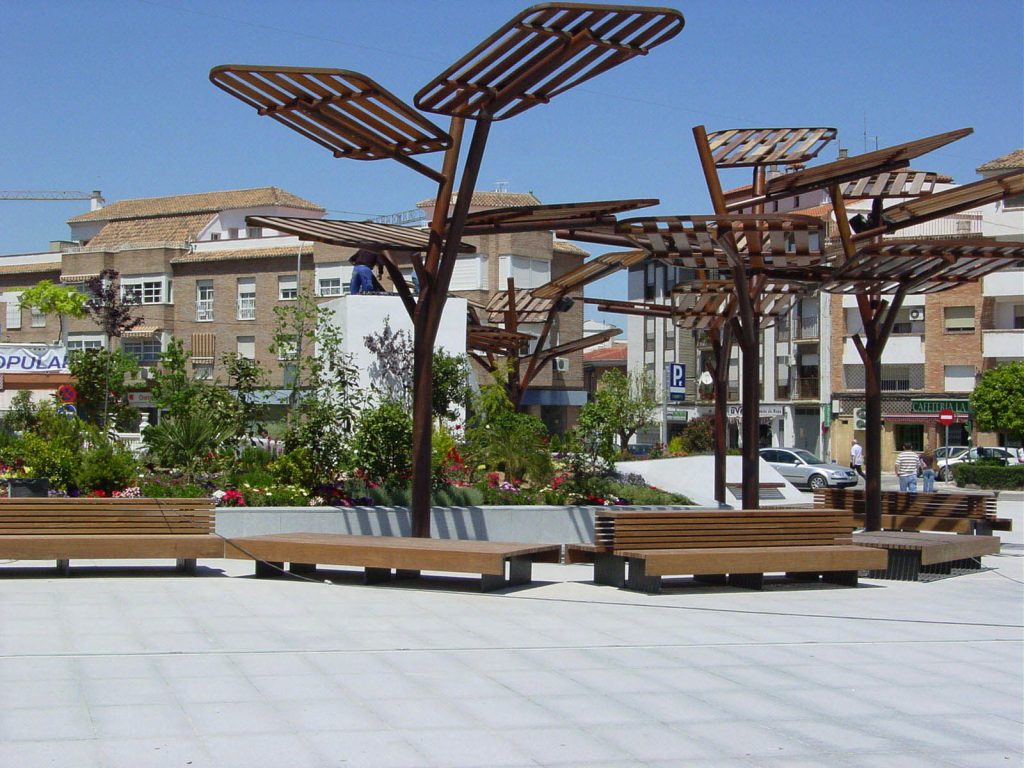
[0,345,68,373]
[910,399,971,415]
[665,406,689,421]
[128,391,154,406]
[726,404,785,419]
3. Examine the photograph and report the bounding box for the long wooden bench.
[814,488,1011,534]
[0,497,222,575]
[565,509,886,593]
[224,532,562,592]
[853,531,1001,581]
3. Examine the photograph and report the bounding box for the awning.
[882,413,969,424]
[121,326,161,339]
[60,273,99,284]
[520,389,587,407]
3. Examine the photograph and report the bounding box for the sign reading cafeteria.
[0,344,69,373]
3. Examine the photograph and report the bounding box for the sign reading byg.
[666,363,686,402]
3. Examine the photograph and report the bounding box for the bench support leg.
[289,562,316,575]
[822,570,858,587]
[886,550,922,581]
[176,558,197,574]
[786,571,821,582]
[394,569,421,580]
[255,561,284,578]
[626,558,661,594]
[507,557,532,586]
[56,559,70,577]
[480,573,507,592]
[693,574,727,585]
[364,567,393,585]
[593,554,625,587]
[727,572,764,590]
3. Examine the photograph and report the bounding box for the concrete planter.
[215,504,699,545]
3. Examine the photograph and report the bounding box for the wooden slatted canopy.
[245,215,475,253]
[615,214,829,270]
[466,324,534,354]
[822,239,1024,295]
[484,290,556,323]
[415,4,684,120]
[531,249,648,299]
[704,127,837,168]
[461,198,657,234]
[210,66,451,182]
[839,169,940,199]
[673,278,807,326]
[857,170,1024,239]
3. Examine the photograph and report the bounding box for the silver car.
[760,447,859,490]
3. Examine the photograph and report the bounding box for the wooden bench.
[0,497,222,575]
[224,533,562,592]
[853,531,1001,581]
[565,509,886,593]
[814,488,1011,534]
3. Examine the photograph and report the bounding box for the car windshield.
[935,447,967,459]
[792,449,826,465]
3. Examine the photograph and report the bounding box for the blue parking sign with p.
[667,363,686,402]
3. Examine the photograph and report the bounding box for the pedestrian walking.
[920,451,936,492]
[895,443,920,492]
[850,438,865,479]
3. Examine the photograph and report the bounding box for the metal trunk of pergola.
[694,123,1024,528]
[210,4,685,537]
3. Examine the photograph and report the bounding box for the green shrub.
[17,432,80,491]
[350,401,413,484]
[271,447,319,491]
[77,441,139,494]
[238,445,272,472]
[676,416,713,454]
[229,469,276,490]
[953,463,1024,490]
[432,488,452,507]
[386,485,411,507]
[448,486,483,506]
[139,479,208,498]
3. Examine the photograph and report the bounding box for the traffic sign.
[666,363,686,402]
[937,408,956,426]
[57,384,77,403]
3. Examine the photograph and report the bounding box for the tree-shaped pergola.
[210,4,685,537]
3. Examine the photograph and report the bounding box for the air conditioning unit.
[908,308,925,321]
[553,357,570,373]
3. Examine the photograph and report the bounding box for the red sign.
[57,384,77,403]
[937,408,956,426]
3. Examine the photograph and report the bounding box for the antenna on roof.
[494,179,510,193]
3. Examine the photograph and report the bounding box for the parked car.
[759,447,859,490]
[938,446,1020,481]
[933,446,969,462]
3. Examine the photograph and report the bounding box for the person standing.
[850,438,865,479]
[920,451,936,492]
[895,443,920,492]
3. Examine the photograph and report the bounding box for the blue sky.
[2,1,1021,325]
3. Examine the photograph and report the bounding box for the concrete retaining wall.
[215,505,699,545]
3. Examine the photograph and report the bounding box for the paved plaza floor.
[1,495,1021,768]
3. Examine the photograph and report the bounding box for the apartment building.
[0,186,589,431]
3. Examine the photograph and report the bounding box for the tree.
[223,352,269,438]
[18,280,89,341]
[970,362,1024,439]
[67,348,139,430]
[84,269,143,340]
[580,368,660,452]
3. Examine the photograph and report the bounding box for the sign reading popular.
[0,345,69,373]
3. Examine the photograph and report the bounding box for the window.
[228,228,239,239]
[3,295,21,330]
[30,306,45,328]
[193,363,213,380]
[944,365,976,392]
[210,232,221,241]
[498,254,550,290]
[519,322,557,354]
[449,254,486,290]
[247,226,262,239]
[236,336,255,360]
[316,263,352,297]
[276,335,299,361]
[644,318,655,352]
[1014,304,1024,330]
[237,278,256,320]
[891,307,924,335]
[278,275,298,301]
[196,281,214,322]
[880,364,924,392]
[123,339,162,364]
[122,276,168,305]
[1002,193,1024,211]
[944,306,975,333]
[67,333,104,352]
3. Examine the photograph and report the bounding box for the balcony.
[982,269,1024,297]
[983,329,1024,359]
[844,334,924,365]
[793,315,819,341]
[776,382,791,400]
[792,377,820,400]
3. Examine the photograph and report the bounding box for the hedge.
[952,463,1024,490]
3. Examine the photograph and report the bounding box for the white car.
[938,446,1020,481]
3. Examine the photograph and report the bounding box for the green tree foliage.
[970,362,1024,439]
[0,401,99,491]
[142,412,236,482]
[149,338,200,419]
[76,440,139,494]
[671,415,714,454]
[465,377,553,485]
[223,352,269,437]
[350,400,413,484]
[432,350,471,422]
[578,368,659,452]
[18,280,89,342]
[67,348,139,429]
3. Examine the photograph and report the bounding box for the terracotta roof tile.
[416,191,542,209]
[976,149,1024,172]
[552,239,590,257]
[68,187,323,223]
[584,342,628,364]
[170,245,306,264]
[0,261,61,275]
[86,214,214,247]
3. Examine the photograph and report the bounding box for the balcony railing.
[792,377,820,400]
[196,299,214,322]
[776,382,791,400]
[793,315,819,341]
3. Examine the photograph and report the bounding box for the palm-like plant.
[143,412,236,482]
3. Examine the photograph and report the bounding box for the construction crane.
[0,190,104,210]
